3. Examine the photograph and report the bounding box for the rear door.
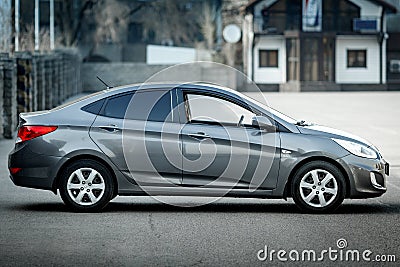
[89,88,182,186]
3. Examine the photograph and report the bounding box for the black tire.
[59,159,114,212]
[291,161,346,213]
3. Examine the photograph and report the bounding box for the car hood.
[297,124,373,147]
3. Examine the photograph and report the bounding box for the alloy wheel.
[67,168,106,206]
[299,169,338,208]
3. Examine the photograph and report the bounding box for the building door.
[287,38,300,81]
[301,36,335,82]
[322,37,335,81]
[302,37,319,81]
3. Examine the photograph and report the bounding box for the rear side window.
[81,99,105,115]
[102,93,132,119]
[99,90,173,122]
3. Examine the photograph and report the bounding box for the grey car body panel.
[272,132,350,196]
[178,86,280,189]
[8,82,387,199]
[90,116,184,187]
[12,107,135,193]
[89,88,184,188]
[297,124,374,147]
[180,123,281,189]
[337,154,387,198]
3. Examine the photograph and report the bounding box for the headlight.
[332,138,377,159]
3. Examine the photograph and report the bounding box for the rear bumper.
[10,174,54,191]
[8,146,63,191]
[338,154,388,198]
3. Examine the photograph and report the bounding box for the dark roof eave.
[244,0,259,13]
[373,0,397,13]
[244,0,397,14]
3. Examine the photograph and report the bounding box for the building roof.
[244,0,397,13]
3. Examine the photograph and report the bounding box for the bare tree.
[56,0,97,46]
[200,1,216,50]
[55,0,210,48]
[54,0,142,50]
[18,24,34,51]
[140,0,202,46]
[0,0,12,52]
[17,24,57,52]
[93,0,129,44]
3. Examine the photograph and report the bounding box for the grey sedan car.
[8,83,389,212]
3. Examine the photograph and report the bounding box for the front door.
[179,90,281,190]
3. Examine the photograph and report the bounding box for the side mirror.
[252,116,277,131]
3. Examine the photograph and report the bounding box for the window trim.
[347,49,367,68]
[258,49,279,68]
[178,88,289,132]
[182,91,259,127]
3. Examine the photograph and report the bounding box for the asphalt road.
[0,92,399,266]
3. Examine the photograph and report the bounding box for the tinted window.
[102,93,132,119]
[127,90,172,122]
[81,99,105,115]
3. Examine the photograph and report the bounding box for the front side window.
[184,93,256,126]
[347,49,367,68]
[259,49,279,67]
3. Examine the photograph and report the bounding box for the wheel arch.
[284,156,350,198]
[52,154,118,198]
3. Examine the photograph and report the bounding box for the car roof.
[54,82,239,110]
[87,82,240,101]
[104,82,237,94]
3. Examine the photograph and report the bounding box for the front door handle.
[188,132,210,139]
[98,124,120,132]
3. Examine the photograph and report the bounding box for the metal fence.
[0,49,81,139]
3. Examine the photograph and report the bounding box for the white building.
[242,0,397,91]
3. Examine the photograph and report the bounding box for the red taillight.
[9,167,22,175]
[17,125,58,143]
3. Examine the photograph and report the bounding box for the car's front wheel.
[291,161,346,213]
[59,159,114,212]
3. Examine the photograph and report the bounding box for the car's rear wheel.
[59,159,114,212]
[291,161,346,213]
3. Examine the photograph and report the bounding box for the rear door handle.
[98,124,120,132]
[188,132,210,139]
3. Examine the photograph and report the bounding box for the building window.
[259,50,279,67]
[128,22,143,43]
[347,50,367,68]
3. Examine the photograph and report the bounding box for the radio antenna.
[96,76,113,89]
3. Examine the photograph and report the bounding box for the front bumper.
[338,154,388,198]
